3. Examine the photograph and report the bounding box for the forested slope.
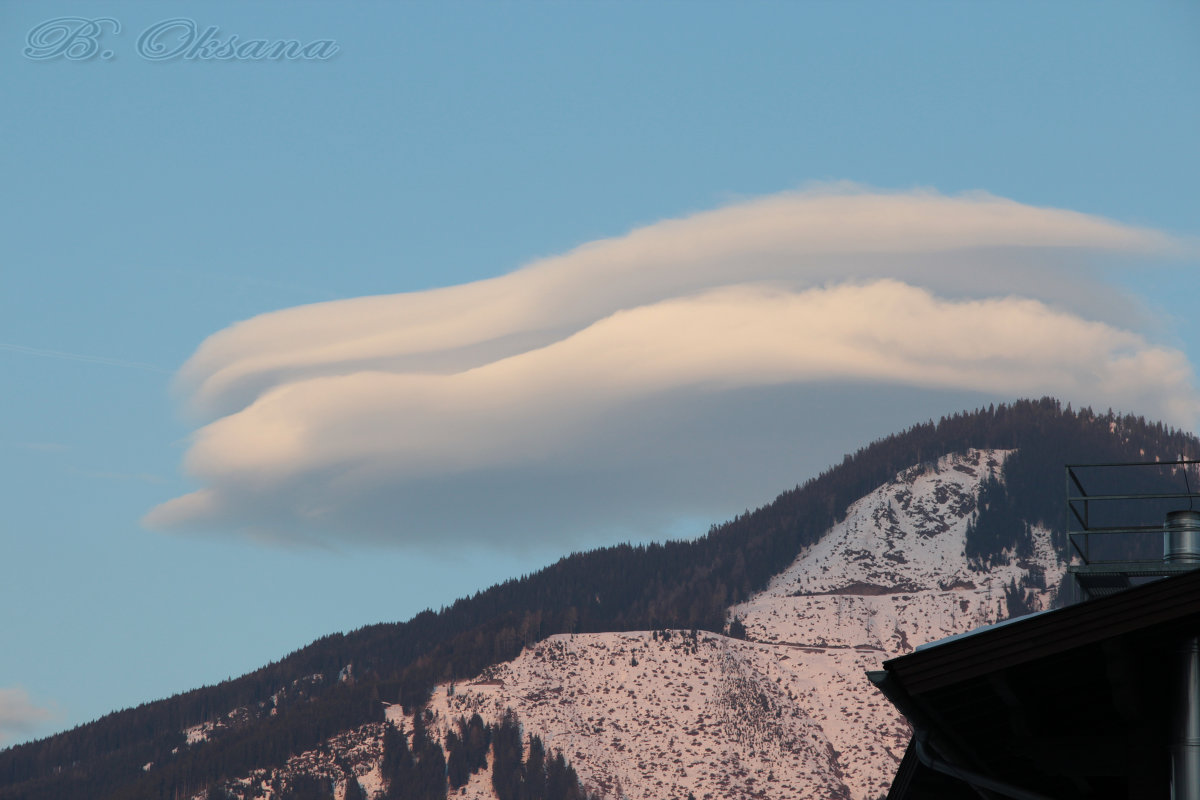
[2,398,1195,800]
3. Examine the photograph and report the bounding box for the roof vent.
[1165,510,1200,564]
[1066,460,1200,601]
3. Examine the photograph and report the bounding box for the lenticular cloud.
[146,187,1196,548]
[0,688,54,745]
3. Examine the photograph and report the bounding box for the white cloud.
[0,687,55,745]
[175,186,1176,421]
[148,187,1197,549]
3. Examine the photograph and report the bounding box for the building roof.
[871,567,1200,799]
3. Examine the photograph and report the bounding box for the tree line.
[245,708,596,800]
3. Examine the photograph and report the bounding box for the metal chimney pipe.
[1172,637,1200,800]
[1165,510,1200,564]
[1168,511,1200,799]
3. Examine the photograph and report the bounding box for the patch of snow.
[184,721,215,745]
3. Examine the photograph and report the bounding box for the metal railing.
[1066,460,1200,600]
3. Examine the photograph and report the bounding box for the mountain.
[416,449,1062,800]
[2,399,1197,800]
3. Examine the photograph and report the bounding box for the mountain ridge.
[3,398,1197,799]
[407,449,1062,800]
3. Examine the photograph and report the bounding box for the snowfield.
[198,449,1065,800]
[731,449,1063,652]
[423,450,1063,800]
[427,630,869,800]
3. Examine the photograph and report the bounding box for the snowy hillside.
[731,448,1063,651]
[424,630,902,800]
[409,449,1065,800]
[199,448,1065,800]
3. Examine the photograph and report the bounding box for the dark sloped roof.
[884,739,978,800]
[874,568,1200,799]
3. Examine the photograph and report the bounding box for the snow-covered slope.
[732,449,1062,651]
[212,723,388,800]
[425,630,902,800]
[418,449,1064,800]
[201,448,1065,800]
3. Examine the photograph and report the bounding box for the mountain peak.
[404,447,1065,800]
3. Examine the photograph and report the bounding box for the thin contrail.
[0,343,171,374]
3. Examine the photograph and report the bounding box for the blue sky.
[2,0,1199,745]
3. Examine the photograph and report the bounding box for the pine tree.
[491,710,523,800]
[342,770,366,800]
[413,737,447,800]
[446,728,470,790]
[382,721,415,799]
[545,751,570,800]
[524,735,547,800]
[465,713,490,774]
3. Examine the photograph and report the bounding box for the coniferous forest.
[2,399,1197,800]
[202,709,595,800]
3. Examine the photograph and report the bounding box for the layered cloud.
[147,187,1197,548]
[0,687,54,745]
